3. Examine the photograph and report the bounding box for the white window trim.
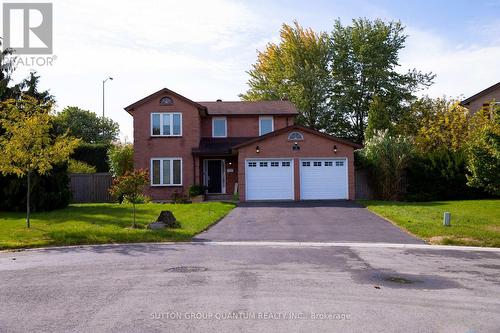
[150,158,183,186]
[212,116,227,138]
[259,116,274,136]
[151,112,182,137]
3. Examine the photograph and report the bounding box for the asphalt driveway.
[195,200,423,243]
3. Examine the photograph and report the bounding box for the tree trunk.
[26,171,31,228]
[132,202,136,228]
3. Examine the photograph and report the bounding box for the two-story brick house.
[125,88,361,202]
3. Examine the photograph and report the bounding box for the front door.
[206,160,223,193]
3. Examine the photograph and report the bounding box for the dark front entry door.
[206,160,223,193]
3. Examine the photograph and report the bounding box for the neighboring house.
[124,88,361,202]
[461,81,500,114]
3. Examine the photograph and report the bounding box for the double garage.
[245,158,348,201]
[235,125,358,202]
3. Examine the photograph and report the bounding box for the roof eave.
[232,125,362,150]
[124,88,208,115]
[461,81,500,106]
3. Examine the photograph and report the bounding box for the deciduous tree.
[466,105,500,195]
[240,21,332,130]
[0,96,80,227]
[109,169,149,228]
[54,106,119,144]
[330,18,434,143]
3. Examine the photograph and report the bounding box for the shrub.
[406,149,487,201]
[72,143,110,172]
[466,106,500,196]
[67,159,96,174]
[171,190,189,204]
[188,184,205,197]
[107,144,133,177]
[0,163,71,212]
[361,130,414,200]
[123,193,151,204]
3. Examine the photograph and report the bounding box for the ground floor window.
[151,158,182,186]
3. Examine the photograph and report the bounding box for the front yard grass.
[0,202,235,250]
[360,199,500,247]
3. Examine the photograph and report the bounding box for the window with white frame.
[151,158,182,186]
[212,117,227,137]
[151,113,182,136]
[259,116,274,136]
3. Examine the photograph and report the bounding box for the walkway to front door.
[204,159,225,194]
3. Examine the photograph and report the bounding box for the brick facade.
[237,128,356,201]
[127,88,358,202]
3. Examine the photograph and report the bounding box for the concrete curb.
[2,241,500,253]
[195,241,500,252]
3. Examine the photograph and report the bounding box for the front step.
[205,194,234,201]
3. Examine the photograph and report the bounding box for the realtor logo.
[2,3,53,54]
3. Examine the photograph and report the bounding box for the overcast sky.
[5,0,500,141]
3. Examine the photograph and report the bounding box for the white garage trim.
[245,158,294,201]
[299,158,349,200]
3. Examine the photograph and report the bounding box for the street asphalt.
[195,200,423,243]
[1,242,499,332]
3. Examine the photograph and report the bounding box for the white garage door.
[300,159,348,200]
[246,159,294,200]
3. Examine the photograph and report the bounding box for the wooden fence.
[69,173,113,203]
[355,169,375,200]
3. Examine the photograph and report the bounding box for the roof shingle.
[197,100,298,115]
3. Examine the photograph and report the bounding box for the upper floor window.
[159,96,174,105]
[212,117,227,137]
[288,131,304,141]
[259,116,274,136]
[151,112,182,136]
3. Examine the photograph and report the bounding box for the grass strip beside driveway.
[0,202,235,250]
[359,199,500,247]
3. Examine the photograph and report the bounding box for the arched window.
[159,96,174,105]
[288,131,304,141]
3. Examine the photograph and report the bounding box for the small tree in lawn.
[0,96,80,228]
[109,169,149,228]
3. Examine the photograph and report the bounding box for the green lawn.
[360,199,500,247]
[0,202,235,250]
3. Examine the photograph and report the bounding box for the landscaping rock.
[147,221,167,230]
[156,210,181,228]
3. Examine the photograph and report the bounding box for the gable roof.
[124,88,207,114]
[197,100,298,115]
[232,125,362,150]
[461,81,500,106]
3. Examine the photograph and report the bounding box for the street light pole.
[102,76,113,118]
